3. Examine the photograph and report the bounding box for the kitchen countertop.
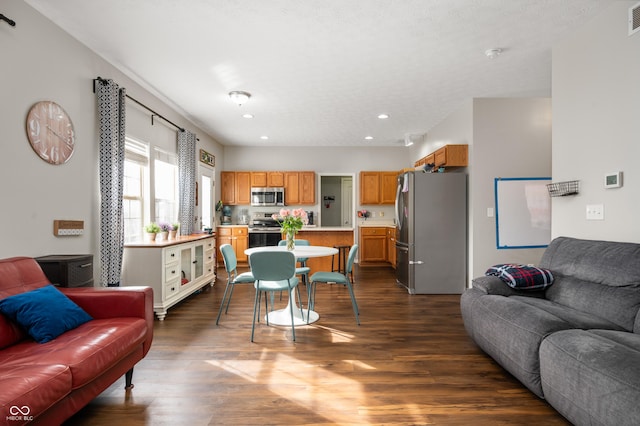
[217,224,355,231]
[125,233,214,248]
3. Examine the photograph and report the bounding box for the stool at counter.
[35,254,94,287]
[332,245,351,281]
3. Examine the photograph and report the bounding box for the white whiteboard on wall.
[494,177,552,249]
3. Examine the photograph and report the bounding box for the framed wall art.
[199,149,215,166]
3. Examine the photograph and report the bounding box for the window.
[154,148,178,225]
[123,138,148,243]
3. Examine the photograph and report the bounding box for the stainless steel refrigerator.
[395,171,467,294]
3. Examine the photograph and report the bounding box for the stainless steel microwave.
[250,187,285,207]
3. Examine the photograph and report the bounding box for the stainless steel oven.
[248,231,281,248]
[248,212,283,248]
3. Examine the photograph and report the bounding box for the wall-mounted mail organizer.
[546,180,580,197]
[53,220,84,236]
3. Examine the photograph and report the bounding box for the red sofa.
[0,257,153,425]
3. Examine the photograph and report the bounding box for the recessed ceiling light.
[377,114,389,119]
[242,113,254,119]
[365,136,373,140]
[260,135,269,140]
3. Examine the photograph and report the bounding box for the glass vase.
[286,230,295,251]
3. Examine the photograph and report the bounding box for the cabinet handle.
[192,260,197,264]
[79,263,92,268]
[171,270,176,274]
[170,253,175,257]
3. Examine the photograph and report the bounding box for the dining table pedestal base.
[266,305,319,326]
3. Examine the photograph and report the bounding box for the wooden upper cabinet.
[268,172,285,187]
[284,172,300,205]
[235,172,251,205]
[360,172,381,204]
[415,145,467,168]
[250,172,268,187]
[380,172,398,204]
[360,171,398,205]
[251,172,284,188]
[283,171,314,205]
[221,172,236,205]
[299,172,315,204]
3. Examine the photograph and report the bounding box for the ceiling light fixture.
[242,113,254,119]
[404,133,424,147]
[228,90,251,106]
[485,48,502,59]
[378,114,389,119]
[260,135,269,140]
[365,136,373,140]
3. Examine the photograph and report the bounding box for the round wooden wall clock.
[26,101,76,165]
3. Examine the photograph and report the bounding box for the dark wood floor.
[65,266,568,425]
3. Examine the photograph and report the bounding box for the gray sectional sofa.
[461,236,640,426]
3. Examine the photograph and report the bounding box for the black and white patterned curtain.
[178,130,196,235]
[97,79,126,286]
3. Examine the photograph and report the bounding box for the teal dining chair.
[249,250,301,342]
[309,244,360,325]
[278,239,311,286]
[216,244,255,325]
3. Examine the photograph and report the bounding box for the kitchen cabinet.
[414,144,468,168]
[221,172,251,205]
[121,235,215,320]
[284,171,315,205]
[251,172,285,188]
[359,227,388,265]
[216,226,248,266]
[386,227,396,268]
[359,171,398,205]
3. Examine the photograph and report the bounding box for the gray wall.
[413,98,552,284]
[552,1,640,243]
[0,2,223,280]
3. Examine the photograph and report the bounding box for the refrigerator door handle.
[409,261,424,265]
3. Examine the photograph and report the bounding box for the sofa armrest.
[61,286,154,355]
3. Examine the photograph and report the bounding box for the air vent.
[630,1,640,35]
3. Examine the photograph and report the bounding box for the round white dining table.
[244,245,338,326]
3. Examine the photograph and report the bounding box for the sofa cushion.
[0,363,71,422]
[0,285,93,343]
[463,293,624,398]
[0,317,148,389]
[538,237,640,331]
[486,264,554,290]
[540,329,640,426]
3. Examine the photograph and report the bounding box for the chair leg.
[251,288,260,342]
[288,285,296,342]
[215,282,232,325]
[345,281,360,325]
[225,284,237,313]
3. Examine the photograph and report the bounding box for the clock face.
[26,101,76,165]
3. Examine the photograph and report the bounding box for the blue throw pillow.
[486,263,554,290]
[0,284,93,343]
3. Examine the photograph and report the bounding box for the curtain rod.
[0,13,16,27]
[93,77,185,133]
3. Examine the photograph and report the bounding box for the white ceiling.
[25,0,614,147]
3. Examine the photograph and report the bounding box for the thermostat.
[604,172,622,189]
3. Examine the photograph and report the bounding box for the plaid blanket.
[485,264,554,290]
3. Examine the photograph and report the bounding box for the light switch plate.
[586,204,604,221]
